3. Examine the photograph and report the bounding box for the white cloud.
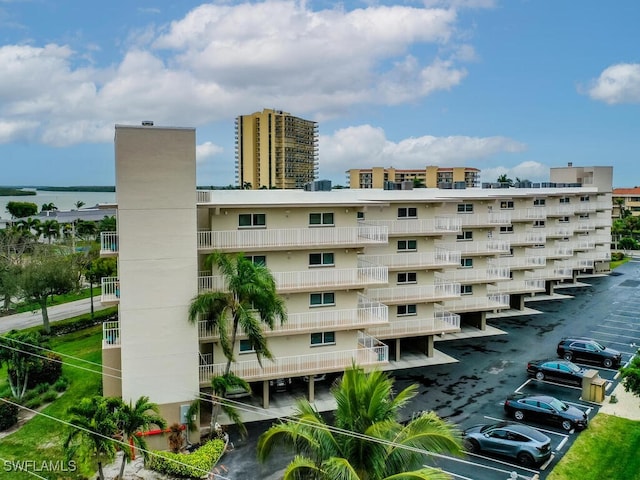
[0,1,479,146]
[318,124,526,180]
[586,63,640,104]
[196,141,223,164]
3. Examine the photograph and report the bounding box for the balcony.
[441,294,510,313]
[198,333,388,385]
[578,249,611,262]
[509,208,547,222]
[573,220,597,232]
[435,240,510,256]
[435,267,511,284]
[545,227,574,238]
[593,200,612,211]
[102,321,120,348]
[367,308,460,339]
[199,295,388,339]
[546,205,576,217]
[592,215,612,228]
[367,283,460,304]
[503,231,547,246]
[101,277,120,305]
[488,279,546,295]
[574,202,597,214]
[525,245,573,259]
[359,249,461,270]
[489,256,546,269]
[527,263,573,280]
[571,237,596,250]
[197,190,212,203]
[199,263,388,294]
[100,232,118,256]
[459,212,511,227]
[564,257,594,270]
[362,216,461,236]
[198,225,388,252]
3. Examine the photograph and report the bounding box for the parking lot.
[221,259,640,480]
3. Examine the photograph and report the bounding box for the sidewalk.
[599,382,640,421]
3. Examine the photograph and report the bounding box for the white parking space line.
[591,324,640,335]
[514,378,533,393]
[556,436,569,452]
[462,452,541,475]
[599,317,640,326]
[591,331,640,343]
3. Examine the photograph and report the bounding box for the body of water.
[0,190,116,220]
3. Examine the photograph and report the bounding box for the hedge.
[147,439,226,478]
[0,398,19,431]
[45,307,118,336]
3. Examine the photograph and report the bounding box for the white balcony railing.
[459,212,511,227]
[199,344,388,384]
[362,216,461,235]
[489,256,546,269]
[199,265,388,293]
[488,279,546,294]
[435,240,510,255]
[101,277,120,304]
[574,221,597,231]
[100,232,118,255]
[197,190,212,203]
[509,208,547,221]
[368,309,460,338]
[435,267,511,283]
[198,295,388,339]
[442,294,510,313]
[367,282,461,304]
[359,249,461,270]
[503,232,546,245]
[571,237,596,250]
[545,227,574,238]
[198,225,388,251]
[103,321,120,347]
[574,202,597,214]
[546,205,576,217]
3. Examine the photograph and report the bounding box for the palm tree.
[257,365,464,480]
[40,219,60,244]
[64,396,119,480]
[41,202,58,212]
[496,174,513,187]
[75,200,86,210]
[114,396,166,479]
[16,218,41,237]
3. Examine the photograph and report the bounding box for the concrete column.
[546,280,554,296]
[479,311,487,331]
[308,378,315,403]
[263,380,269,409]
[395,339,401,362]
[426,335,434,357]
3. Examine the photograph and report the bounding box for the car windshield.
[549,398,568,411]
[592,341,605,351]
[566,362,581,373]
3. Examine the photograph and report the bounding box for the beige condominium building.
[235,108,318,190]
[347,166,481,189]
[612,187,640,217]
[101,124,612,435]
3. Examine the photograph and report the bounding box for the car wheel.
[514,410,525,421]
[561,420,573,431]
[563,352,573,362]
[603,358,613,368]
[535,371,545,381]
[464,438,480,454]
[517,452,535,467]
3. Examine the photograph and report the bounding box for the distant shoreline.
[0,186,115,196]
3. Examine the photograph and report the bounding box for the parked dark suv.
[557,337,622,368]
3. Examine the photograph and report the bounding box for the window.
[499,225,514,233]
[310,292,335,306]
[397,304,417,316]
[579,213,589,219]
[580,196,590,202]
[397,240,417,251]
[309,252,334,266]
[460,258,473,268]
[457,203,473,213]
[559,197,571,204]
[397,272,417,284]
[559,216,570,223]
[311,331,335,346]
[461,285,473,295]
[457,230,473,241]
[357,211,365,220]
[533,198,546,206]
[500,201,514,210]
[398,207,417,219]
[238,213,266,228]
[533,220,545,228]
[309,212,334,226]
[506,247,514,256]
[245,255,266,266]
[239,339,255,353]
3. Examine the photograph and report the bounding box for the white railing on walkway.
[509,208,547,221]
[100,232,118,255]
[435,267,511,283]
[488,279,545,294]
[101,277,120,303]
[362,216,461,235]
[506,232,547,245]
[198,225,388,251]
[545,227,574,237]
[367,309,460,338]
[435,240,510,255]
[546,205,576,217]
[459,212,511,227]
[488,256,546,269]
[442,294,510,312]
[358,249,461,269]
[367,283,460,303]
[102,321,120,347]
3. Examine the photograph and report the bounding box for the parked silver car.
[463,421,552,466]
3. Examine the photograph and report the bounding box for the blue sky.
[0,0,639,188]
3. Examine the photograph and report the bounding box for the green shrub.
[45,307,118,336]
[611,251,625,261]
[35,383,50,394]
[148,439,226,478]
[9,352,63,390]
[0,398,19,431]
[53,376,69,392]
[23,396,42,410]
[41,390,59,403]
[21,389,40,402]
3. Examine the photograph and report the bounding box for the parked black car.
[557,337,622,368]
[504,394,588,431]
[463,421,552,467]
[526,359,586,386]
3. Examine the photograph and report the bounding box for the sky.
[0,0,639,188]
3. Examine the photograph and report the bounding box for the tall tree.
[619,356,640,399]
[0,331,43,400]
[64,396,119,480]
[19,247,76,333]
[97,215,116,235]
[84,255,117,318]
[41,202,58,212]
[16,218,41,238]
[40,219,61,244]
[258,365,463,480]
[75,200,86,210]
[497,174,513,186]
[114,396,166,479]
[5,201,38,219]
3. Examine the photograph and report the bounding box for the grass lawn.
[547,414,640,480]
[0,325,104,479]
[611,257,631,270]
[7,286,102,315]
